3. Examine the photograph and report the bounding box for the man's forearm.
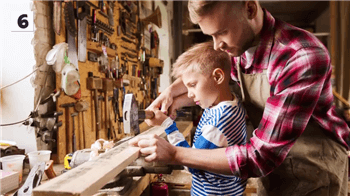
[173,93,196,109]
[168,78,188,98]
[174,147,232,175]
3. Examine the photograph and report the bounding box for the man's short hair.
[188,1,243,24]
[171,41,231,78]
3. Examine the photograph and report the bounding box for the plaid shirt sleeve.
[225,47,332,179]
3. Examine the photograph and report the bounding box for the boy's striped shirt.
[164,99,247,196]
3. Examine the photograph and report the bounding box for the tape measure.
[64,153,73,170]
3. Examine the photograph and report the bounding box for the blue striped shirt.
[165,99,247,196]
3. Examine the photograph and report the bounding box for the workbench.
[31,121,193,196]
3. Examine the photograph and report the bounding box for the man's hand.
[146,78,188,112]
[146,88,174,114]
[128,134,177,164]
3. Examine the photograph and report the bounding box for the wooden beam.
[33,126,167,196]
[33,121,193,196]
[333,89,350,107]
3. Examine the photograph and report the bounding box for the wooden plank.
[333,89,350,107]
[33,126,167,196]
[178,121,193,138]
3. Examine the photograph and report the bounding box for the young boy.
[148,41,247,196]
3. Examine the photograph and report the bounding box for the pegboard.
[53,1,162,163]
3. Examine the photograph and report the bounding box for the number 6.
[18,14,29,29]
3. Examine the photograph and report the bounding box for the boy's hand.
[145,109,168,127]
[128,134,177,164]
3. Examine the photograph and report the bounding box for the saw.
[64,2,76,37]
[77,1,90,62]
[53,1,61,35]
[65,2,78,69]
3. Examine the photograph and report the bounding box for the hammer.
[87,72,102,139]
[59,102,75,154]
[122,93,154,135]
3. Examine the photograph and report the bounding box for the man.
[130,1,349,195]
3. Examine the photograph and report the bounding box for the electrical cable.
[0,64,43,91]
[0,64,51,127]
[0,117,31,126]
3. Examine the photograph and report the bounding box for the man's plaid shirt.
[226,9,349,179]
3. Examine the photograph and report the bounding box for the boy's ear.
[212,68,225,84]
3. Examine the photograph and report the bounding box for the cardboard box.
[0,170,19,194]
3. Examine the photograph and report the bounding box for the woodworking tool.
[112,88,121,124]
[87,17,115,36]
[77,1,90,62]
[38,121,62,144]
[91,9,98,42]
[102,79,114,139]
[64,153,73,169]
[53,1,61,35]
[120,45,138,54]
[98,53,109,74]
[69,149,92,169]
[64,2,76,36]
[75,100,89,149]
[140,7,162,28]
[88,51,98,62]
[40,111,63,119]
[13,162,45,196]
[65,2,79,69]
[87,72,103,139]
[108,96,117,139]
[71,112,78,152]
[107,1,114,26]
[40,90,61,105]
[123,93,154,135]
[44,160,56,179]
[59,102,76,154]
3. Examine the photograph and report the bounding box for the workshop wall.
[32,1,56,151]
[1,0,175,161]
[45,0,170,163]
[0,1,37,153]
[154,1,173,93]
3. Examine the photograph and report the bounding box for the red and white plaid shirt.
[226,9,349,179]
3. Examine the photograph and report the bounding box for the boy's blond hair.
[171,41,231,79]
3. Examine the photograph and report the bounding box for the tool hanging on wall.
[75,100,89,149]
[112,88,121,135]
[88,51,98,62]
[98,53,109,74]
[71,112,78,152]
[140,7,162,28]
[107,96,117,139]
[87,17,115,36]
[87,72,103,140]
[77,1,90,62]
[43,121,62,144]
[102,79,113,139]
[107,1,114,27]
[53,1,61,35]
[61,61,80,97]
[65,2,79,69]
[91,9,98,42]
[59,102,75,154]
